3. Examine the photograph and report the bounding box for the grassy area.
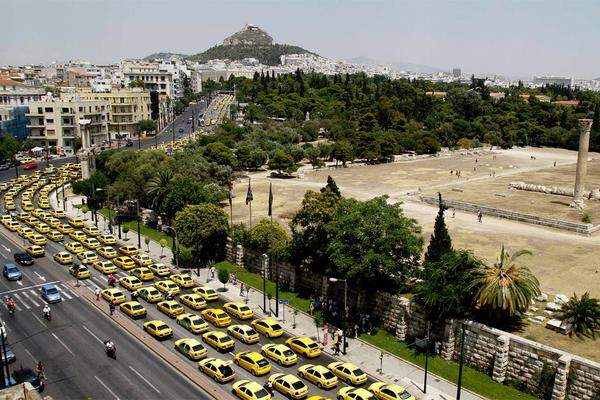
[361,330,537,400]
[98,209,172,249]
[215,261,311,313]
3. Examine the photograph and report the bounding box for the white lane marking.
[57,286,72,300]
[12,293,27,310]
[0,281,60,296]
[33,272,46,281]
[24,348,35,361]
[24,290,40,307]
[59,283,78,298]
[32,313,47,327]
[128,365,161,394]
[94,376,121,400]
[52,333,74,355]
[82,324,103,344]
[2,245,10,252]
[16,281,22,287]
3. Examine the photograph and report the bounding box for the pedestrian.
[554,161,557,167]
[308,301,315,316]
[109,303,115,316]
[239,282,245,296]
[435,341,442,355]
[36,361,44,379]
[95,288,101,301]
[231,272,237,285]
[131,291,138,302]
[210,265,215,279]
[478,211,483,223]
[334,338,341,355]
[354,323,359,338]
[452,208,456,218]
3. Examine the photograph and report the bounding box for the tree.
[218,267,230,290]
[122,226,130,239]
[246,219,289,255]
[204,142,237,167]
[162,178,225,222]
[144,236,151,251]
[0,135,21,161]
[268,150,297,175]
[424,192,452,263]
[415,250,483,323]
[80,204,90,218]
[137,119,157,135]
[325,196,423,290]
[173,204,229,262]
[146,169,174,210]
[177,245,193,268]
[321,176,341,196]
[159,238,167,257]
[332,141,353,167]
[470,246,540,316]
[559,292,600,339]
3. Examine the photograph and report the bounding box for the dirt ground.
[229,146,600,360]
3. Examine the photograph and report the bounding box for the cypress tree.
[593,102,600,132]
[321,176,341,196]
[424,192,452,263]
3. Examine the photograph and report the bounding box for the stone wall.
[420,195,600,234]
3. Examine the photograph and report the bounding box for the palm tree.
[146,169,174,211]
[470,245,540,316]
[559,292,600,339]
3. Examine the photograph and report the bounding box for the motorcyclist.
[43,304,51,319]
[108,274,116,287]
[263,381,274,396]
[165,290,174,301]
[6,296,15,313]
[104,339,116,356]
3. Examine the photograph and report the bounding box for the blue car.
[2,264,22,281]
[41,284,61,304]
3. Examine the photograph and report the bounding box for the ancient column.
[572,119,593,208]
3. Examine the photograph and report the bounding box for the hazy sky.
[2,0,599,79]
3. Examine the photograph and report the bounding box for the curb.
[68,281,236,400]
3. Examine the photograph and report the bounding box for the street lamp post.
[456,322,467,400]
[136,199,141,249]
[116,194,122,240]
[262,254,268,314]
[329,277,348,355]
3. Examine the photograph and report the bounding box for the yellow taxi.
[26,245,45,257]
[234,351,271,376]
[93,260,118,275]
[232,380,272,400]
[46,217,61,228]
[286,336,322,358]
[69,230,87,242]
[53,251,73,265]
[118,245,138,256]
[154,279,180,295]
[268,373,309,400]
[51,210,66,219]
[77,250,99,264]
[118,275,142,291]
[97,246,117,259]
[28,233,47,246]
[228,324,260,345]
[65,241,85,254]
[46,230,64,242]
[1,215,14,225]
[368,383,415,400]
[57,223,74,234]
[261,344,298,366]
[83,226,101,236]
[34,222,50,234]
[68,217,84,228]
[338,387,376,400]
[252,318,283,338]
[174,338,208,361]
[193,286,218,302]
[170,273,195,288]
[69,264,91,279]
[119,301,147,319]
[201,308,232,327]
[176,313,209,334]
[15,213,29,222]
[224,302,254,320]
[328,362,367,386]
[4,202,16,212]
[98,234,116,245]
[4,220,20,231]
[297,364,338,389]
[82,237,101,249]
[198,357,236,383]
[143,320,173,340]
[131,253,153,267]
[157,300,185,318]
[201,330,235,352]
[101,288,126,305]
[18,226,35,238]
[138,286,163,303]
[24,216,38,227]
[131,267,154,281]
[21,201,34,212]
[149,263,171,277]
[179,293,206,310]
[114,256,136,270]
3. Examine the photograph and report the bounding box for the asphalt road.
[0,100,206,182]
[0,225,211,399]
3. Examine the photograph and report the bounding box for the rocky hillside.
[188,43,313,66]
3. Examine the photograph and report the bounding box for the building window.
[44,107,53,112]
[46,118,54,123]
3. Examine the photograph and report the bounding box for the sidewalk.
[50,188,484,400]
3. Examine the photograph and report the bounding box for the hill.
[143,52,186,61]
[189,43,313,66]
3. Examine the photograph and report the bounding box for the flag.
[245,178,253,205]
[268,182,273,216]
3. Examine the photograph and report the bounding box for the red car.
[23,162,38,170]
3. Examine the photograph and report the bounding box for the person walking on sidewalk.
[95,288,101,301]
[109,303,115,316]
[210,265,215,280]
[239,282,245,296]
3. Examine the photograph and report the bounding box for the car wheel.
[317,382,322,389]
[277,359,283,366]
[337,396,344,400]
[298,372,304,378]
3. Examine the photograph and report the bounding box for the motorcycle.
[43,310,51,321]
[104,341,116,359]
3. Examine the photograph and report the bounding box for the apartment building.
[0,78,45,107]
[122,61,174,98]
[27,95,109,152]
[76,88,152,138]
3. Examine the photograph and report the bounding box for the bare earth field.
[230,147,600,360]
